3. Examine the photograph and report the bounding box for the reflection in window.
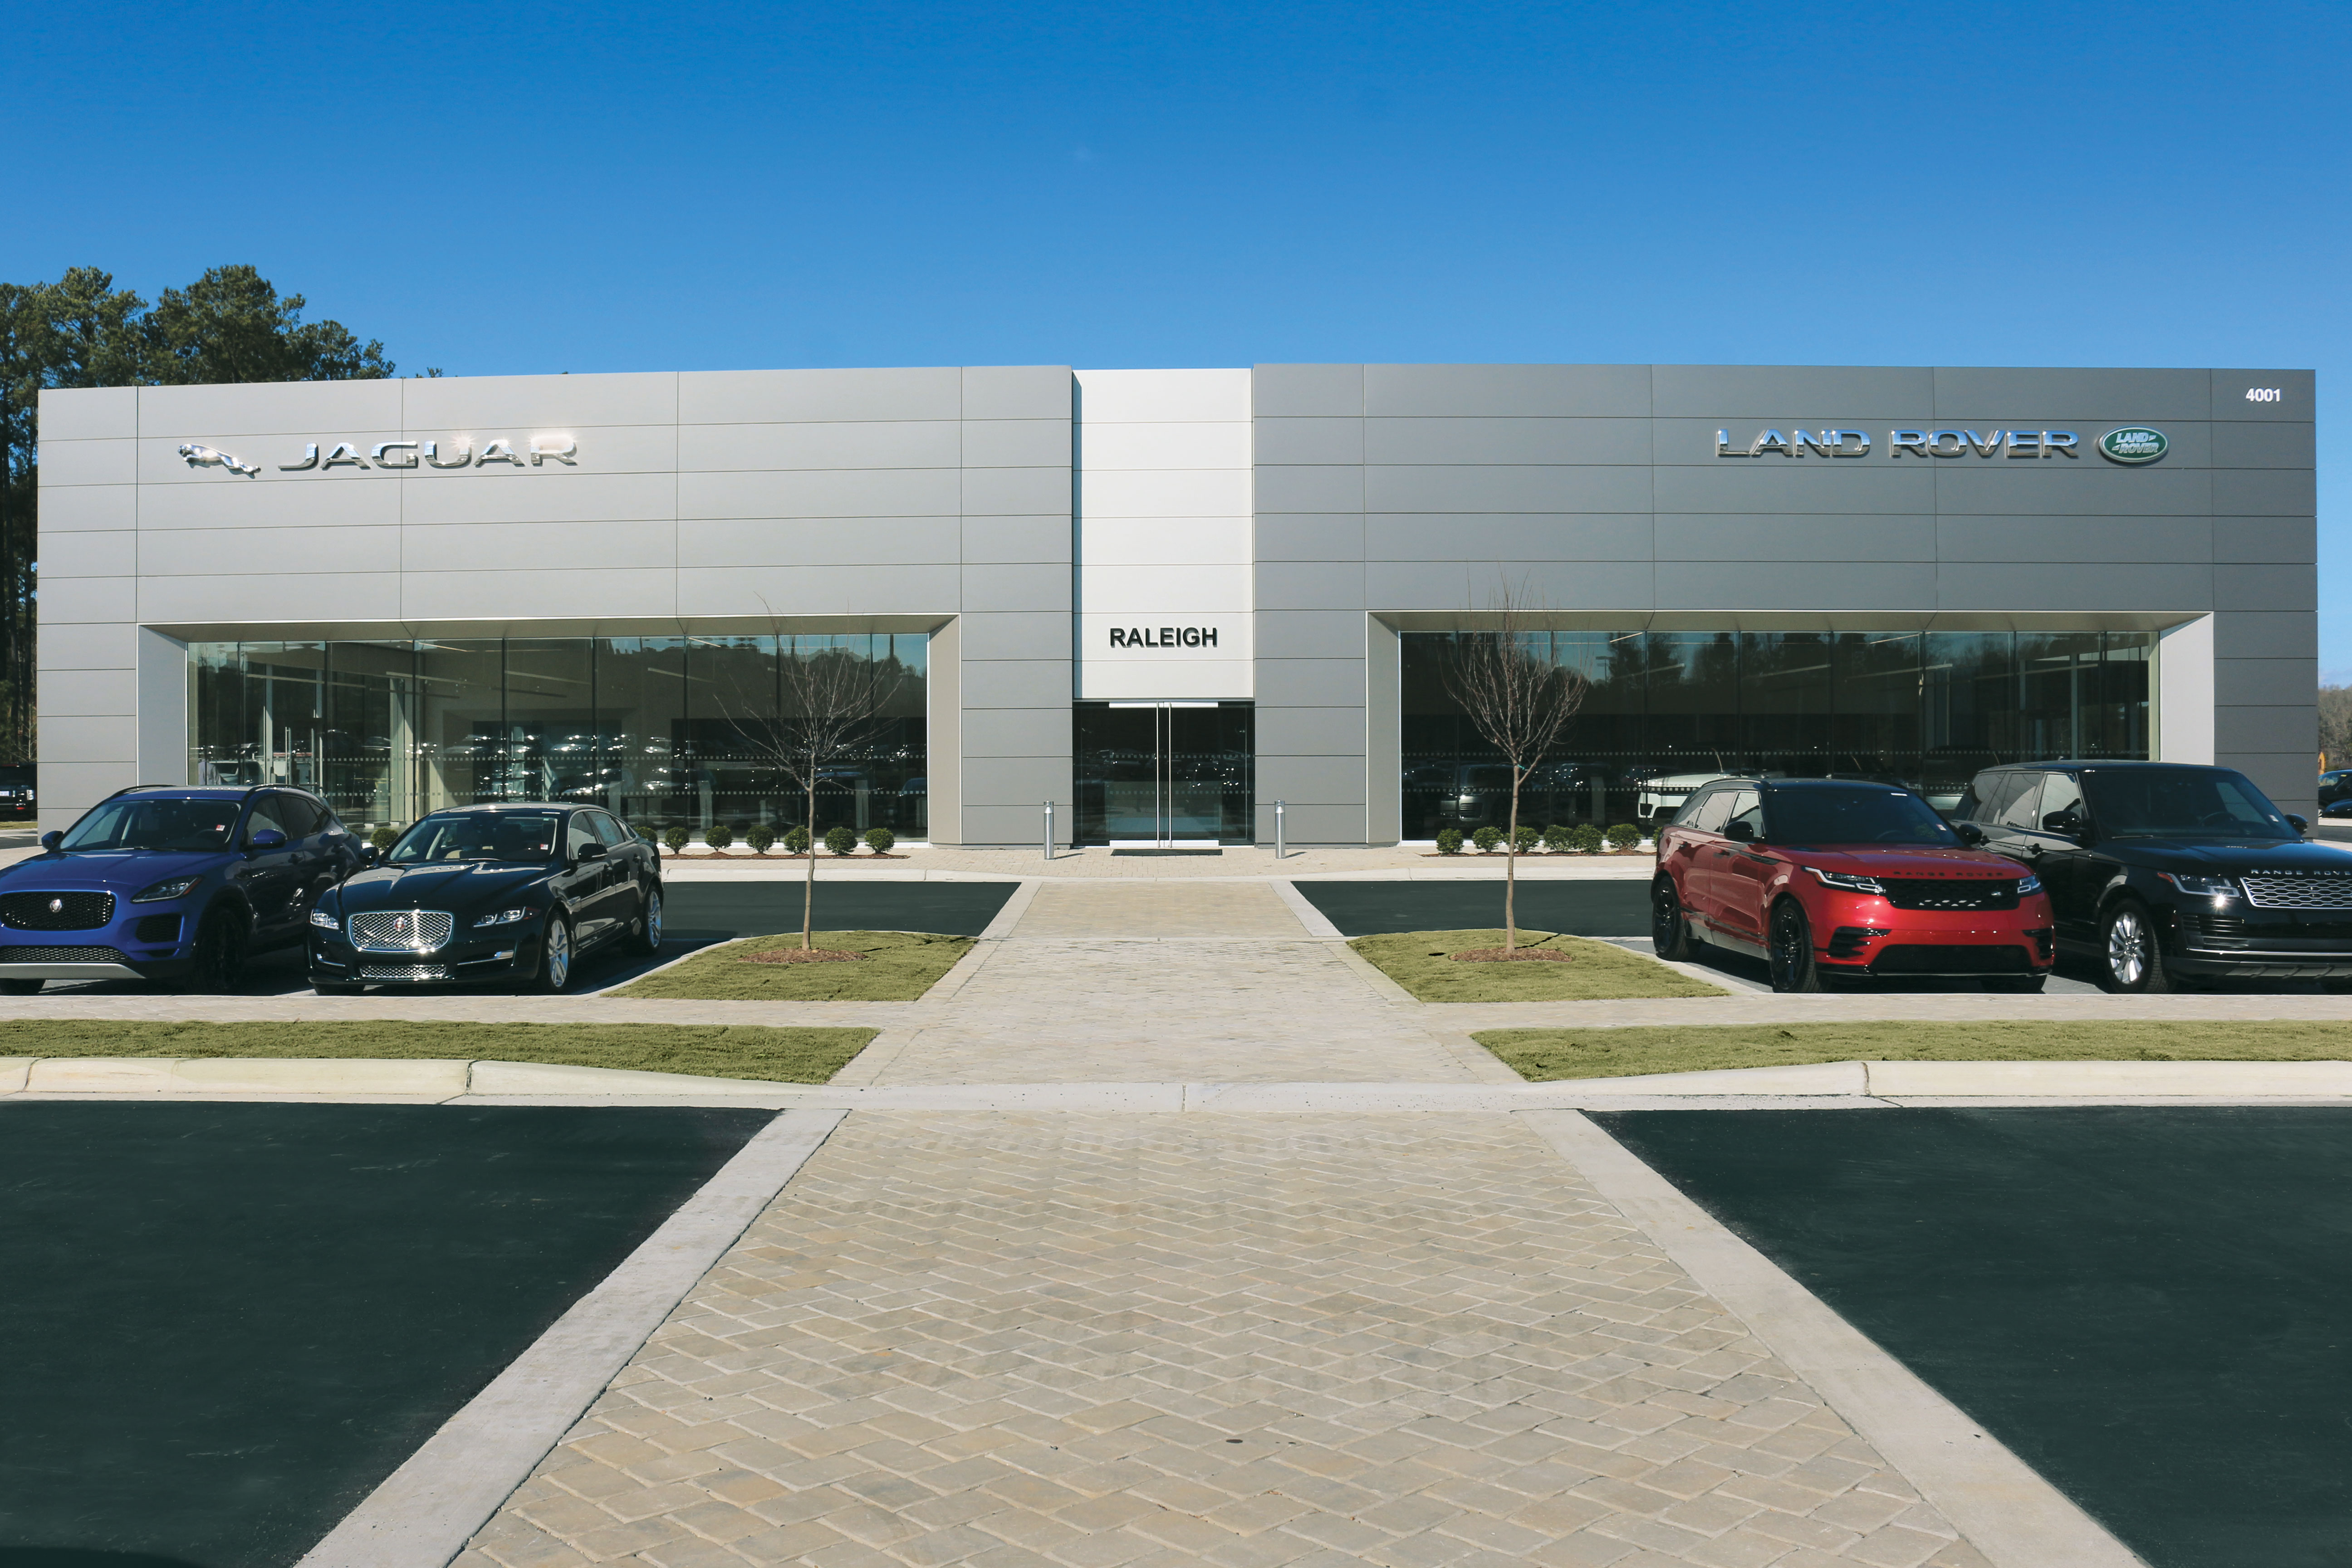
[189,635,929,841]
[1399,629,2151,838]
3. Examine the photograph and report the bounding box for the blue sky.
[10,1,2345,672]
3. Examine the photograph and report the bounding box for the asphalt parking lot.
[20,879,1021,999]
[0,1102,774,1568]
[1595,1107,2352,1568]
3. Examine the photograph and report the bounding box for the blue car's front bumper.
[0,901,198,980]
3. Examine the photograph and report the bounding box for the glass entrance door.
[1074,701,1254,846]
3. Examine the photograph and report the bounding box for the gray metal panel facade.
[36,367,1073,843]
[1254,363,2318,834]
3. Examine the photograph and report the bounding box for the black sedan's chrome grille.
[2242,873,2352,911]
[0,945,127,963]
[348,910,455,952]
[1877,879,2019,912]
[359,963,451,982]
[0,891,115,930]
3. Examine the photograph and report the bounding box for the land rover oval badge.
[2099,427,2169,464]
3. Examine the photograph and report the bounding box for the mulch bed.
[738,948,869,964]
[1448,946,1576,963]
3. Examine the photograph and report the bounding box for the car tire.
[2098,898,2175,994]
[1651,877,1692,960]
[628,885,663,956]
[1768,899,1824,993]
[1,978,42,996]
[522,915,574,994]
[312,982,364,996]
[189,907,249,992]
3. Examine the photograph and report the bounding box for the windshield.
[60,797,240,853]
[1766,787,1959,847]
[387,812,564,865]
[2082,768,2296,840]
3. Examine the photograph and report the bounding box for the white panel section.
[2157,614,2215,764]
[1074,368,1251,701]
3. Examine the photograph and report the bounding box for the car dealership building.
[34,362,2317,844]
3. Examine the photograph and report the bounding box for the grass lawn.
[1478,1021,2352,1082]
[1350,929,1723,1003]
[0,1019,875,1083]
[611,928,973,1001]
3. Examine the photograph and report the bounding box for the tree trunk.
[1504,770,1521,953]
[802,759,818,951]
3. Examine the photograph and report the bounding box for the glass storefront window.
[1399,628,2153,837]
[186,635,929,840]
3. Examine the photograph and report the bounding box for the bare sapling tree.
[1442,586,1591,956]
[711,627,906,954]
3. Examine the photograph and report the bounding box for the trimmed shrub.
[864,827,896,854]
[1435,828,1464,855]
[369,825,400,851]
[1471,825,1504,853]
[662,826,691,856]
[783,824,811,854]
[1606,822,1644,852]
[1511,824,1540,854]
[1568,823,1606,854]
[745,823,777,855]
[824,825,858,856]
[704,823,735,852]
[1540,823,1572,853]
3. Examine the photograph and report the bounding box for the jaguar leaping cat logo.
[178,443,260,476]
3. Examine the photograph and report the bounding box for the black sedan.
[1953,760,2352,992]
[308,804,662,994]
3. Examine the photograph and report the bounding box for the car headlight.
[309,907,341,930]
[1808,866,1887,895]
[2015,874,2043,896]
[474,907,533,928]
[2160,872,2238,899]
[132,876,203,903]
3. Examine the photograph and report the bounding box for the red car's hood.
[1782,846,2026,878]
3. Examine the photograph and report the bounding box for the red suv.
[1652,778,2055,992]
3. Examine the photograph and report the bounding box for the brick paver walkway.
[460,1113,1984,1568]
[844,886,1475,1086]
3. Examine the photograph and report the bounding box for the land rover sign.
[2099,427,2169,464]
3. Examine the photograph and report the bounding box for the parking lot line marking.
[293,1107,846,1568]
[1521,1107,2149,1568]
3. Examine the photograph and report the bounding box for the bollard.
[1275,799,1286,859]
[1043,801,1054,860]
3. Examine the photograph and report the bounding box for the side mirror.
[1723,820,1755,843]
[2040,810,2082,837]
[1955,822,1987,846]
[2288,814,2309,833]
[357,843,380,867]
[248,828,288,851]
[39,830,62,851]
[573,842,606,862]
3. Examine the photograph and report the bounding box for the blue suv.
[0,786,365,994]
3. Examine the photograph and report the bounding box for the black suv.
[1952,761,2352,992]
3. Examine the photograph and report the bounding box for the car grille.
[359,964,452,982]
[0,891,116,930]
[1877,879,2019,912]
[1870,944,2029,975]
[348,910,456,952]
[0,945,127,964]
[2241,874,2352,911]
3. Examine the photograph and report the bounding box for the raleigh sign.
[176,436,578,475]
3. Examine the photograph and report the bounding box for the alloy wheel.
[645,891,662,949]
[544,920,572,990]
[2106,907,2149,988]
[1651,883,1682,956]
[1769,902,1820,993]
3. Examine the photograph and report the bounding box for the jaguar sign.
[176,436,578,475]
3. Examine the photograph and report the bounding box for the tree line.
[0,265,407,764]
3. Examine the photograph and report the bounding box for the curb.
[7,1056,2352,1104]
